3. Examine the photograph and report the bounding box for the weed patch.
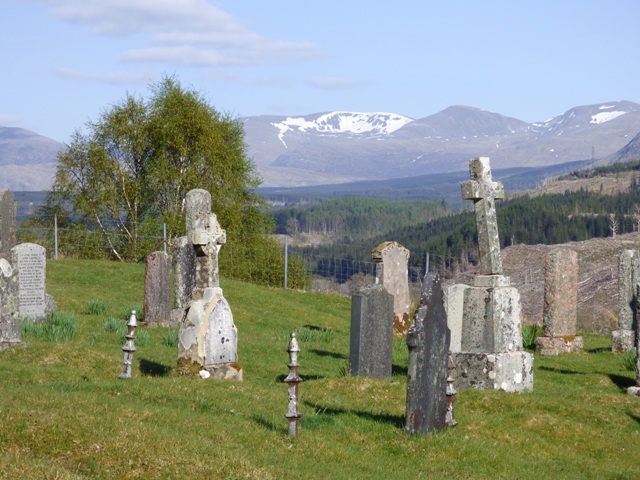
[21,311,79,342]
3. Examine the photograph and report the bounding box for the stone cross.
[461,157,504,275]
[185,189,226,300]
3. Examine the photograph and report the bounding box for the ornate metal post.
[284,332,303,436]
[445,351,458,427]
[118,310,138,379]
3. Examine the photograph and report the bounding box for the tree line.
[273,197,449,239]
[292,187,640,280]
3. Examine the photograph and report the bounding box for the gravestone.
[0,190,16,258]
[176,189,240,380]
[349,284,394,380]
[627,284,640,396]
[0,258,20,350]
[613,250,640,352]
[461,157,504,275]
[11,243,48,321]
[143,251,172,325]
[405,272,452,435]
[444,157,533,392]
[177,287,242,380]
[535,248,583,355]
[172,189,225,323]
[185,189,226,300]
[173,236,196,310]
[372,241,411,335]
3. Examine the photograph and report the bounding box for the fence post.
[163,223,167,254]
[54,215,58,260]
[284,235,289,289]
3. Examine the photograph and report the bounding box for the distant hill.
[243,100,640,187]
[2,100,639,192]
[0,127,63,190]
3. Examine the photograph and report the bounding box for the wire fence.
[17,226,425,296]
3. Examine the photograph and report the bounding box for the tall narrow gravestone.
[444,157,533,392]
[535,248,583,355]
[627,284,640,396]
[143,251,172,325]
[613,250,640,352]
[0,258,20,350]
[372,241,411,336]
[177,189,241,380]
[405,272,452,435]
[11,243,48,321]
[0,190,17,258]
[349,284,394,380]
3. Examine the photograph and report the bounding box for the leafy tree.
[39,75,272,262]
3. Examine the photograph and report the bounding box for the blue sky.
[2,0,639,143]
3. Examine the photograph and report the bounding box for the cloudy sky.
[2,0,639,142]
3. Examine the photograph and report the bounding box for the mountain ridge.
[2,100,639,191]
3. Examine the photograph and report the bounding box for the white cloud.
[43,0,324,67]
[54,67,151,85]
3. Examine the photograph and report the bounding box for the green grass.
[86,299,110,316]
[21,311,79,342]
[1,259,640,479]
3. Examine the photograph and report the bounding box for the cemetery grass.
[0,261,639,479]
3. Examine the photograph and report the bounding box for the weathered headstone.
[461,157,504,275]
[185,189,226,301]
[349,284,394,380]
[444,157,533,392]
[405,272,452,435]
[0,258,20,350]
[535,248,583,355]
[0,190,17,258]
[627,284,640,396]
[372,241,411,335]
[143,251,172,325]
[613,250,640,352]
[11,243,47,321]
[178,287,242,380]
[173,235,196,311]
[175,189,240,379]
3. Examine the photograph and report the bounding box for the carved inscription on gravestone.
[12,243,46,320]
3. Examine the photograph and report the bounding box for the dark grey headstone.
[405,272,451,435]
[0,190,16,259]
[11,243,46,321]
[144,251,172,324]
[173,236,196,309]
[349,284,393,380]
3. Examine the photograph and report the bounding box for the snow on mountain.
[590,110,627,124]
[530,101,636,133]
[271,111,413,147]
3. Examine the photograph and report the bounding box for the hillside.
[0,126,63,190]
[446,231,640,334]
[244,101,640,187]
[1,260,639,477]
[3,100,636,191]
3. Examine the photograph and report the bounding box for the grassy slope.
[0,260,639,479]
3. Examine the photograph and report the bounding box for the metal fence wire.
[17,226,425,296]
